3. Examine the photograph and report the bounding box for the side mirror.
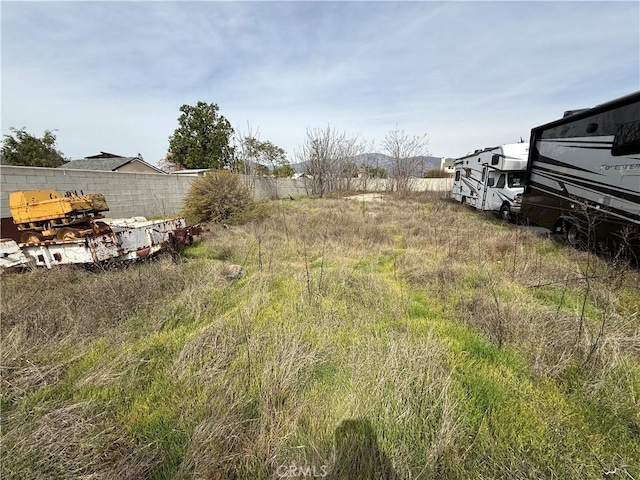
[487,178,495,187]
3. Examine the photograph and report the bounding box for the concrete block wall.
[246,176,310,199]
[1,165,453,223]
[246,176,453,198]
[0,165,196,220]
[409,177,454,191]
[346,177,453,192]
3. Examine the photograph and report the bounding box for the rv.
[520,91,640,255]
[452,143,529,220]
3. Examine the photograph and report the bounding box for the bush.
[183,170,253,224]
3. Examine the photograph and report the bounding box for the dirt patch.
[345,193,387,203]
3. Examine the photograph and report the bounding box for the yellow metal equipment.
[9,190,110,243]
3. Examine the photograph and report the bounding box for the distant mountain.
[346,153,393,170]
[290,153,444,176]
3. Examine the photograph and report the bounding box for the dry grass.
[1,257,187,344]
[2,400,163,479]
[1,193,639,479]
[1,257,188,404]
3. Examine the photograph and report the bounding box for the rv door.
[480,166,489,210]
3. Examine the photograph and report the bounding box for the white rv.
[451,143,529,220]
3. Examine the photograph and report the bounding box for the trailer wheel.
[499,204,511,221]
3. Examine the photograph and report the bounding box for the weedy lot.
[1,193,639,479]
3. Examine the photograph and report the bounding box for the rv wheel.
[565,223,583,247]
[499,204,511,221]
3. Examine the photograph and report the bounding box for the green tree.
[254,164,271,176]
[244,137,287,169]
[234,134,291,176]
[273,164,295,178]
[1,128,67,167]
[366,166,388,179]
[168,102,235,169]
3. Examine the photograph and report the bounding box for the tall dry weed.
[1,401,162,480]
[1,257,186,345]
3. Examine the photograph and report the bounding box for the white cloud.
[2,1,638,162]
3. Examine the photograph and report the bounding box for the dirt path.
[345,193,387,203]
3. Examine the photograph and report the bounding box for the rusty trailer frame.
[0,217,202,270]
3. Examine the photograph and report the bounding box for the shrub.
[183,170,253,224]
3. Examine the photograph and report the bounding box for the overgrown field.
[2,194,639,479]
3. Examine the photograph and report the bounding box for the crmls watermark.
[276,464,329,478]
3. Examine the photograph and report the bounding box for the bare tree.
[296,125,367,197]
[231,123,261,198]
[233,122,260,176]
[382,128,429,198]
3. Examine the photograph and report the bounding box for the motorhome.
[520,91,640,255]
[452,143,529,219]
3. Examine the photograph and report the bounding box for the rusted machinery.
[2,189,206,270]
[0,217,205,270]
[9,190,111,243]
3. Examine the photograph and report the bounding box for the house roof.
[84,151,125,159]
[59,153,164,173]
[171,169,213,175]
[60,157,135,171]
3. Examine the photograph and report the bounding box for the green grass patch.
[2,196,638,479]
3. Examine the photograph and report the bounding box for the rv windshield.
[508,172,525,188]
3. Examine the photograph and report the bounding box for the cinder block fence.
[0,165,452,239]
[1,166,195,219]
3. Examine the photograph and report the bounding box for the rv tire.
[565,223,582,246]
[499,204,511,221]
[558,220,586,248]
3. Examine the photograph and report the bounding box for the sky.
[2,1,639,166]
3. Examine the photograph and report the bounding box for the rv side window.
[491,154,500,166]
[455,170,461,181]
[496,174,506,188]
[612,120,640,156]
[464,168,471,178]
